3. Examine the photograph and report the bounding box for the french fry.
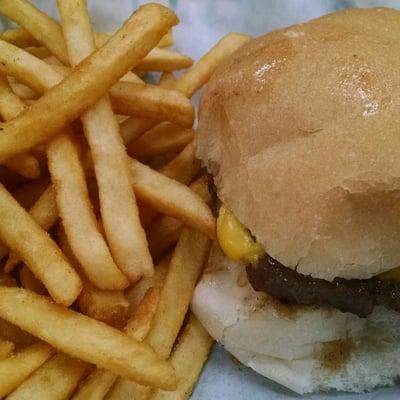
[147,228,210,359]
[1,27,38,48]
[8,81,38,100]
[25,46,52,59]
[110,82,194,127]
[0,338,14,360]
[0,342,55,398]
[0,4,178,162]
[175,32,252,97]
[48,132,130,290]
[78,281,130,328]
[147,216,183,259]
[127,254,171,309]
[129,159,215,238]
[19,265,47,296]
[150,316,213,400]
[159,141,200,184]
[73,287,160,400]
[7,352,92,400]
[0,287,177,390]
[0,184,82,305]
[133,48,193,72]
[120,117,157,145]
[129,122,194,160]
[0,0,69,64]
[58,0,154,282]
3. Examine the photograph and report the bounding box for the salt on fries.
[0,0,251,398]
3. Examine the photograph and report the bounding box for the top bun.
[196,7,400,281]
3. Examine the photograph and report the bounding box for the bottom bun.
[191,244,400,394]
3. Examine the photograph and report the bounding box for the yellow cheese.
[216,206,264,263]
[379,267,400,281]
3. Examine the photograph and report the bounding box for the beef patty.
[246,256,400,317]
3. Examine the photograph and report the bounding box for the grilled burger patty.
[247,256,400,317]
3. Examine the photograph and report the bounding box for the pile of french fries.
[0,0,251,398]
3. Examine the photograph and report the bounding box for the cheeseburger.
[192,8,400,394]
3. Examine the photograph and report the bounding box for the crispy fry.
[110,82,194,127]
[133,48,193,72]
[0,4,178,162]
[0,287,176,390]
[159,141,200,184]
[19,265,47,296]
[48,132,129,290]
[0,342,55,398]
[78,281,130,328]
[7,353,92,400]
[129,159,215,238]
[150,316,213,400]
[1,27,38,48]
[120,117,157,145]
[175,32,252,97]
[0,0,69,64]
[129,123,194,160]
[0,339,13,360]
[0,184,82,305]
[8,81,38,100]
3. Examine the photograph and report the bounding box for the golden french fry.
[74,287,160,400]
[129,122,194,160]
[0,338,14,360]
[7,353,92,400]
[159,72,177,88]
[0,342,55,398]
[133,48,193,72]
[0,184,82,305]
[157,30,174,48]
[110,82,194,127]
[150,316,213,400]
[129,159,215,238]
[48,132,130,290]
[147,228,210,359]
[19,265,47,296]
[147,216,183,259]
[0,4,178,162]
[58,0,154,282]
[175,32,252,97]
[8,81,38,100]
[159,141,200,184]
[0,0,69,64]
[0,287,177,390]
[78,281,130,328]
[120,117,157,145]
[1,27,38,47]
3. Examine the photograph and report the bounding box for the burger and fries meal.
[0,0,398,398]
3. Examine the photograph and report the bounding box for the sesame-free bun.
[191,245,400,394]
[196,7,400,281]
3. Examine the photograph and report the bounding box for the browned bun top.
[196,8,400,281]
